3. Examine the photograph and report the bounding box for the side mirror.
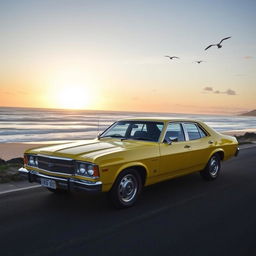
[164,137,172,145]
[97,132,102,140]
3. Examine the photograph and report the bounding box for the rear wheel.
[200,154,221,181]
[108,169,142,209]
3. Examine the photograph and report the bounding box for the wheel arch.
[209,149,225,161]
[112,162,149,188]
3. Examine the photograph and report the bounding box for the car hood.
[28,139,153,162]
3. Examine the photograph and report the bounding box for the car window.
[156,124,164,131]
[103,122,129,137]
[164,123,185,142]
[130,124,145,136]
[184,123,201,140]
[197,126,207,138]
[101,121,164,142]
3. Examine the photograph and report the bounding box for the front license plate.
[41,178,56,189]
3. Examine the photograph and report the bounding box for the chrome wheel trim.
[209,156,219,176]
[118,174,138,203]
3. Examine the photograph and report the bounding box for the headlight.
[87,165,94,176]
[29,156,35,166]
[27,155,38,167]
[79,164,86,175]
[76,162,99,178]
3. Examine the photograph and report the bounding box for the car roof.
[118,117,203,123]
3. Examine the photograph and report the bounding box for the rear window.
[183,123,201,140]
[198,126,207,138]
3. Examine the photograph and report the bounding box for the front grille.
[37,156,75,174]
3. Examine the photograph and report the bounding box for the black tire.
[108,169,142,209]
[200,154,221,181]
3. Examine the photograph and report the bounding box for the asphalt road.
[1,147,256,256]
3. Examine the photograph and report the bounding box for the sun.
[56,86,91,109]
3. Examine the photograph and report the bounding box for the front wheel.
[108,169,142,209]
[200,154,221,181]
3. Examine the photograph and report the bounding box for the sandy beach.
[0,143,44,161]
[0,141,75,161]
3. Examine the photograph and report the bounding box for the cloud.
[203,86,213,91]
[225,89,236,95]
[202,87,237,96]
[244,56,253,60]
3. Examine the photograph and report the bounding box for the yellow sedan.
[19,118,239,208]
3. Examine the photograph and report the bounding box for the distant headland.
[240,110,256,117]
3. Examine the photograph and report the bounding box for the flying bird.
[195,60,204,64]
[164,56,179,60]
[205,37,231,51]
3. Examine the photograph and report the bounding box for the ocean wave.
[0,107,255,143]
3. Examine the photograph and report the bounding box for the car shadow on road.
[39,171,219,215]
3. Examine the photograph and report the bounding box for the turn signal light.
[24,155,28,165]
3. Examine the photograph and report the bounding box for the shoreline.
[0,130,256,161]
[0,141,81,161]
[222,128,256,136]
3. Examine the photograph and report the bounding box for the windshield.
[100,121,164,142]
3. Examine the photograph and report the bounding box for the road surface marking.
[0,185,41,195]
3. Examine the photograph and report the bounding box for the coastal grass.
[0,163,24,183]
[236,132,256,145]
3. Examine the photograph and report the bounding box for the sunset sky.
[0,0,255,114]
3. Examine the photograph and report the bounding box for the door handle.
[208,140,214,144]
[184,145,191,148]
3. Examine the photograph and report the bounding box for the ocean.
[0,107,255,143]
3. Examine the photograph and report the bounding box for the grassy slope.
[0,164,24,183]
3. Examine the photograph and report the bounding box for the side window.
[130,124,145,136]
[184,123,201,140]
[165,123,185,142]
[156,124,164,131]
[197,126,207,138]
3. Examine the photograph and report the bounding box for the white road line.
[0,185,41,195]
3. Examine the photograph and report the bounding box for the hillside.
[240,109,256,116]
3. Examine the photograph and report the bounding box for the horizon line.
[0,105,245,117]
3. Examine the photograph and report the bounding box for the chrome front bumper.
[18,167,102,193]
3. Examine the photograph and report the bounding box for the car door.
[159,122,193,179]
[181,122,210,172]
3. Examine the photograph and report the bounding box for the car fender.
[208,148,225,162]
[113,161,150,184]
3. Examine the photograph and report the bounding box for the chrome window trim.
[181,122,190,141]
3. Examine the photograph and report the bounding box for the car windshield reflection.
[100,121,164,142]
